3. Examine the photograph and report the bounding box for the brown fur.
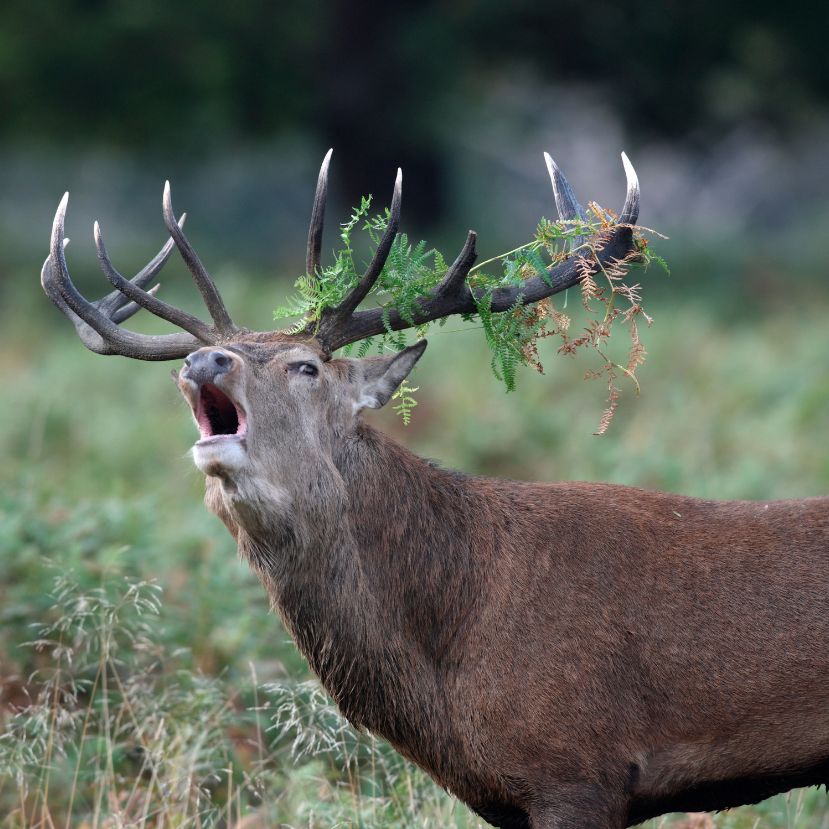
[177,337,829,829]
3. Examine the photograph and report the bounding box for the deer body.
[41,149,829,827]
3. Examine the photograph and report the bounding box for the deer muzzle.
[177,348,250,478]
[181,348,233,386]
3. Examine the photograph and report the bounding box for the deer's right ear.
[352,340,427,411]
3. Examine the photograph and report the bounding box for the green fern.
[356,337,375,359]
[392,379,420,425]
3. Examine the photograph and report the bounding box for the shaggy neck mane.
[210,423,491,785]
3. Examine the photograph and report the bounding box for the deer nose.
[182,349,233,384]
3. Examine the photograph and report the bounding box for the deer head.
[41,149,640,487]
[175,336,427,501]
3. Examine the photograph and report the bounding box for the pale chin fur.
[191,438,249,477]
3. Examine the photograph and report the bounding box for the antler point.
[162,181,176,223]
[55,193,69,224]
[621,151,637,181]
[619,151,640,224]
[318,149,333,179]
[52,194,69,249]
[392,168,403,205]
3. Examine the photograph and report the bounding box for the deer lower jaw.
[192,435,248,477]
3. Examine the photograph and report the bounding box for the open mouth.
[194,383,248,444]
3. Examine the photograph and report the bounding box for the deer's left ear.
[353,340,427,411]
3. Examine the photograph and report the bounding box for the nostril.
[184,357,192,367]
[212,352,231,370]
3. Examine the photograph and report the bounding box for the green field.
[2,253,828,827]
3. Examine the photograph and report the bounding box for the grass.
[1,260,828,827]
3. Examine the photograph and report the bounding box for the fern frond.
[392,380,419,426]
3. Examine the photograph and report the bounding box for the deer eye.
[289,361,318,377]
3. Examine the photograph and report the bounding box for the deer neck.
[203,423,484,747]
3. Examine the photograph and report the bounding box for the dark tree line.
[2,0,826,221]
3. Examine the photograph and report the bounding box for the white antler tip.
[52,193,70,242]
[162,180,174,216]
[318,148,333,178]
[621,152,638,184]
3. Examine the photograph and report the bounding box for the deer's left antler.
[300,150,641,354]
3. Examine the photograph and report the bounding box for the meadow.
[1,238,828,827]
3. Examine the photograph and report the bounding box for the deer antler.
[43,149,641,361]
[42,185,244,360]
[306,147,333,278]
[299,151,641,354]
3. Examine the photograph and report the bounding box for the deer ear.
[354,340,427,411]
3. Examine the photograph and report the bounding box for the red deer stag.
[41,151,829,829]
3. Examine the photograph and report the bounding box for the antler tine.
[544,152,588,251]
[162,181,237,335]
[544,152,587,222]
[42,193,206,360]
[81,213,184,322]
[619,152,640,225]
[317,152,640,353]
[94,220,215,342]
[435,231,477,298]
[95,215,183,323]
[307,148,333,277]
[334,167,403,320]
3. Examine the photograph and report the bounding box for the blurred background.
[2,2,829,827]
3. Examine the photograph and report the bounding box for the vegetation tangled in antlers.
[277,152,668,434]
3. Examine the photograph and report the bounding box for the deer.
[41,149,829,829]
